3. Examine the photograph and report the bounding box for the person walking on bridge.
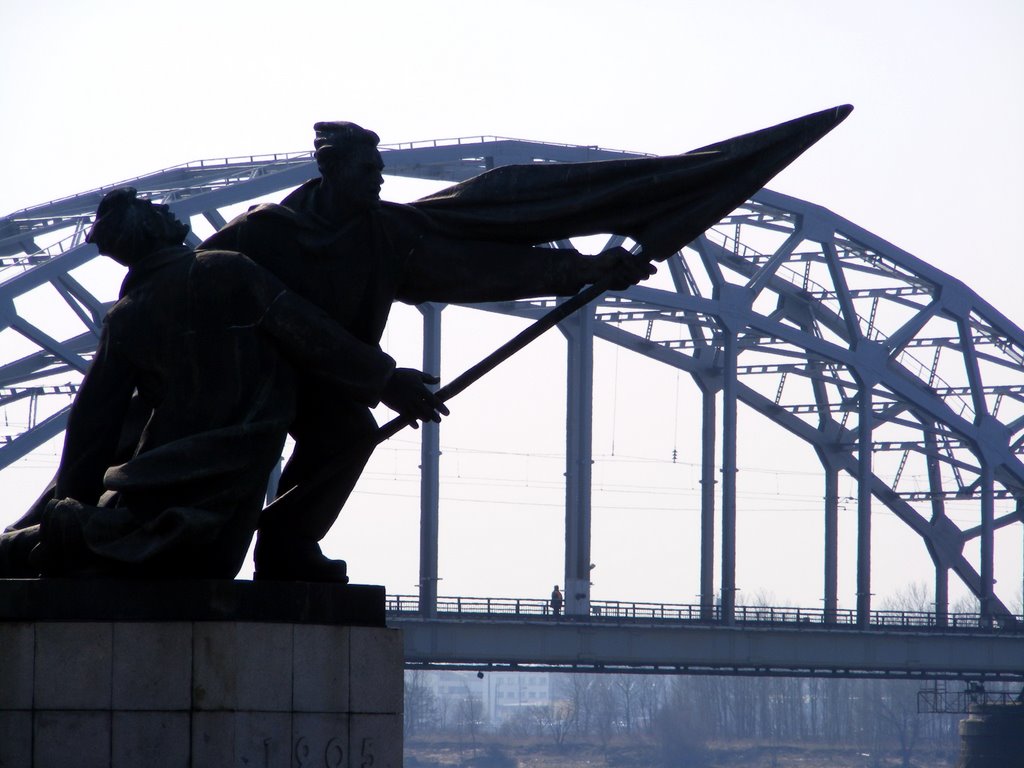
[551,585,563,618]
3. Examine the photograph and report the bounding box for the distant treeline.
[406,671,990,766]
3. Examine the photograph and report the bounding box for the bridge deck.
[388,596,1024,680]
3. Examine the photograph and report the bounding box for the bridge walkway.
[386,595,1024,681]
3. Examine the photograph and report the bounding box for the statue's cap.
[86,187,139,244]
[313,121,380,152]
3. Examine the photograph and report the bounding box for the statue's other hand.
[588,246,656,290]
[381,368,450,428]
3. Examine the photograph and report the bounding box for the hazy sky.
[2,1,1022,609]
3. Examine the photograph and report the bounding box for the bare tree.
[499,705,544,740]
[455,692,484,745]
[544,700,575,748]
[653,681,710,767]
[557,674,595,738]
[635,676,668,733]
[592,677,619,751]
[875,681,922,768]
[404,670,438,736]
[613,675,639,734]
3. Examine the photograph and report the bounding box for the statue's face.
[91,201,188,265]
[329,144,384,210]
[148,202,191,244]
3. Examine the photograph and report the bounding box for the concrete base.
[0,581,402,768]
[957,703,1024,768]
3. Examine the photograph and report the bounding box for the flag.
[412,105,853,259]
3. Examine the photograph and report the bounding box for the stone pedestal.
[0,580,403,768]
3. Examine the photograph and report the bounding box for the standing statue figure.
[201,121,655,581]
[0,188,447,579]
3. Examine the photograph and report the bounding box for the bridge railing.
[386,594,1020,632]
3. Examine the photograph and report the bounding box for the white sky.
[2,1,1022,611]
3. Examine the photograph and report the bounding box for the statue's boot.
[252,536,348,583]
[29,500,103,577]
[0,525,42,577]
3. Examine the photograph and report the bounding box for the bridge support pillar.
[823,465,838,623]
[980,464,995,627]
[721,331,738,624]
[926,426,949,626]
[699,385,716,620]
[935,563,950,627]
[856,382,873,628]
[418,303,444,618]
[562,304,594,617]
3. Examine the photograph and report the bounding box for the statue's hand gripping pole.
[374,244,661,444]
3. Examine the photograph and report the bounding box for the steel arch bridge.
[1,137,1021,629]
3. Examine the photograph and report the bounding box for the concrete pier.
[957,702,1024,768]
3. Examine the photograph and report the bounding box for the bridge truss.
[1,136,1022,631]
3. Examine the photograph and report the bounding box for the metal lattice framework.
[1,137,1021,628]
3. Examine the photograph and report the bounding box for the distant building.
[407,669,554,728]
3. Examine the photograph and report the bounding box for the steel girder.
[466,190,1024,625]
[395,617,1024,680]
[1,139,1021,626]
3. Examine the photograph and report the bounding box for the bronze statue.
[2,106,851,581]
[0,188,450,579]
